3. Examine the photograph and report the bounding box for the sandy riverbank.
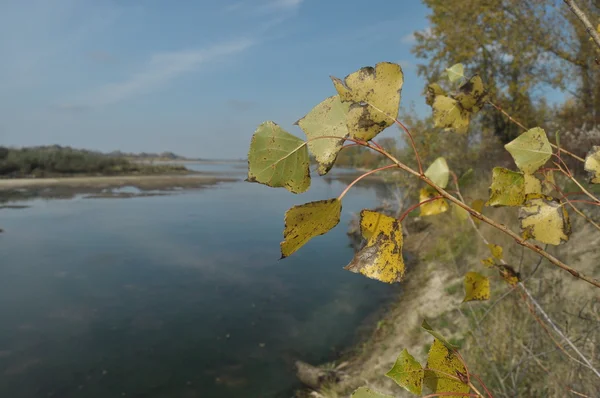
[0,174,240,202]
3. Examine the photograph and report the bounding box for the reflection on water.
[0,167,399,398]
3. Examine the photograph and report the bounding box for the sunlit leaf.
[295,95,351,176]
[421,319,459,350]
[331,62,404,141]
[471,199,484,225]
[350,387,394,398]
[385,349,424,395]
[424,339,470,398]
[420,188,449,216]
[463,272,490,302]
[445,63,465,83]
[524,174,542,195]
[426,82,446,106]
[498,264,520,286]
[504,127,552,174]
[425,157,450,188]
[486,167,525,207]
[487,243,503,260]
[280,198,342,258]
[519,194,571,246]
[344,210,405,283]
[455,75,487,112]
[584,146,600,184]
[247,121,310,193]
[432,96,470,134]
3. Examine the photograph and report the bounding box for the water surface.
[0,165,399,398]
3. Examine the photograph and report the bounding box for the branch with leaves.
[244,60,600,396]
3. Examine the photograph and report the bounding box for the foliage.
[0,145,188,178]
[245,45,600,394]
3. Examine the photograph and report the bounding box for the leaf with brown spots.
[524,174,542,195]
[280,199,342,258]
[420,188,449,216]
[426,82,446,106]
[498,264,520,286]
[431,95,470,134]
[486,167,525,207]
[584,146,600,184]
[519,194,571,246]
[344,210,405,283]
[487,243,503,260]
[504,127,552,174]
[463,272,490,302]
[295,95,351,176]
[247,121,310,193]
[385,349,424,395]
[331,62,404,141]
[424,339,470,398]
[454,75,487,112]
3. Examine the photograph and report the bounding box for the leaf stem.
[337,164,398,200]
[394,118,424,175]
[398,195,444,222]
[365,143,600,288]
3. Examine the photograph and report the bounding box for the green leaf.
[424,339,470,398]
[280,198,342,258]
[454,75,487,112]
[452,202,469,222]
[519,194,571,246]
[247,121,310,193]
[463,272,491,302]
[350,387,394,398]
[421,319,460,350]
[425,157,450,188]
[331,62,404,141]
[445,63,465,83]
[385,349,424,395]
[295,95,351,176]
[419,188,449,216]
[432,96,470,134]
[344,210,405,283]
[426,82,446,106]
[458,168,474,187]
[504,127,552,174]
[584,146,600,184]
[486,167,525,207]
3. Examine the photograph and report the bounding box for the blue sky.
[0,0,432,159]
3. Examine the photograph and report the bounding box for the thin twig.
[398,195,444,222]
[337,164,398,200]
[563,0,600,49]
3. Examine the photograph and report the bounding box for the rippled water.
[0,164,399,398]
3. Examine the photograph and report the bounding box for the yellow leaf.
[486,167,525,207]
[519,194,571,246]
[331,62,404,141]
[432,95,470,134]
[280,198,342,258]
[420,188,449,216]
[504,127,552,174]
[426,83,446,106]
[424,339,470,398]
[463,272,491,302]
[454,75,487,112]
[487,243,503,260]
[452,202,469,222]
[344,210,405,283]
[295,95,351,176]
[471,199,485,225]
[524,174,542,195]
[425,157,450,188]
[584,146,600,184]
[350,387,394,398]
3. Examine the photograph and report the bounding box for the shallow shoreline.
[0,174,240,203]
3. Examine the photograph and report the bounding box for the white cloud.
[64,39,255,108]
[401,32,416,45]
[267,0,304,9]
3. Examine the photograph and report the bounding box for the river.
[0,162,399,398]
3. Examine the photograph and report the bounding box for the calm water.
[0,164,399,398]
